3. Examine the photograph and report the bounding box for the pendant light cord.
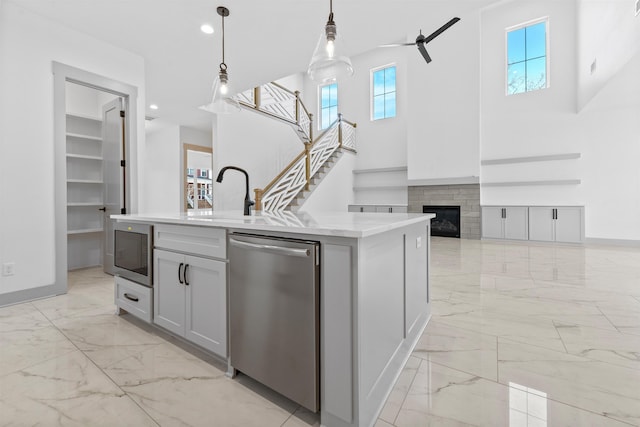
[221,13,226,68]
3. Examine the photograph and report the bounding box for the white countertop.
[111,210,435,238]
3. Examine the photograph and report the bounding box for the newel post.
[253,86,261,109]
[308,113,314,143]
[304,143,311,191]
[254,188,263,211]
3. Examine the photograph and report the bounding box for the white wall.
[407,10,481,183]
[577,0,640,110]
[66,82,119,119]
[144,126,181,213]
[580,52,640,240]
[213,109,303,212]
[302,48,409,171]
[142,124,212,214]
[0,2,144,295]
[480,0,584,206]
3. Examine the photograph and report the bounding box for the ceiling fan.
[379,17,461,63]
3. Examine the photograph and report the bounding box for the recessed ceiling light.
[201,24,214,34]
[149,104,159,110]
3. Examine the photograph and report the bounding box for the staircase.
[289,149,344,213]
[233,81,357,212]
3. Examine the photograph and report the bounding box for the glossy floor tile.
[1,238,640,426]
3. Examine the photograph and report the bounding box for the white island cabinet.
[153,225,227,357]
[112,211,433,427]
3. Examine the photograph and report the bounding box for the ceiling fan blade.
[379,42,415,47]
[423,17,460,44]
[417,43,432,63]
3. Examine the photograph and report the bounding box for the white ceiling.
[9,0,496,131]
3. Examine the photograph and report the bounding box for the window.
[371,65,396,120]
[506,19,548,95]
[320,83,338,130]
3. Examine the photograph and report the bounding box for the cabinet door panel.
[555,208,583,243]
[528,207,555,242]
[504,207,528,240]
[185,256,227,356]
[405,224,428,337]
[154,249,186,336]
[481,207,503,239]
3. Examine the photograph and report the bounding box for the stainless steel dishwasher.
[228,233,320,412]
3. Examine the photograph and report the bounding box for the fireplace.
[423,205,461,238]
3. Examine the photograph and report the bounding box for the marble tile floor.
[0,238,639,426]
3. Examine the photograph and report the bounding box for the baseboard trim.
[0,284,63,308]
[586,238,640,247]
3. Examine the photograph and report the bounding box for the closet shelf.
[67,202,104,207]
[67,179,103,184]
[66,153,103,160]
[66,132,102,141]
[68,228,103,235]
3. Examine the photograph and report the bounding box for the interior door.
[102,97,125,274]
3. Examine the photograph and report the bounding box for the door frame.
[182,143,213,212]
[53,62,138,293]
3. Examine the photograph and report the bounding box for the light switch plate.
[416,236,422,248]
[2,262,15,276]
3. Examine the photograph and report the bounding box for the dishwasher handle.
[229,238,311,258]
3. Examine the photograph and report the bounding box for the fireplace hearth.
[423,205,461,238]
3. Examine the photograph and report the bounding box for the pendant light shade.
[307,0,353,83]
[199,72,240,114]
[199,6,240,114]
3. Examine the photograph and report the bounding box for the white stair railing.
[235,82,313,143]
[255,114,357,212]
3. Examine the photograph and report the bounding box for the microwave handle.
[178,262,184,284]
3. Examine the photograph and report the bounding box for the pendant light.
[307,0,354,83]
[200,6,240,114]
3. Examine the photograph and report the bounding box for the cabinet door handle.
[178,262,184,284]
[389,207,392,213]
[124,293,139,302]
[184,264,190,286]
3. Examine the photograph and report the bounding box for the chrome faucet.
[215,166,255,216]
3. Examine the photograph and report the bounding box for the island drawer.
[154,224,226,259]
[115,276,153,323]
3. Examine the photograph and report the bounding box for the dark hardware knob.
[184,264,190,286]
[178,263,184,284]
[98,207,106,212]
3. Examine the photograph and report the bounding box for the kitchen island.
[112,210,433,427]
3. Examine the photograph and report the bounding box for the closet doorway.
[65,82,125,274]
[53,62,139,292]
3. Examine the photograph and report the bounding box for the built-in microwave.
[113,222,153,287]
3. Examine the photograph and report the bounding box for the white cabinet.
[481,206,528,240]
[529,206,584,243]
[66,114,104,270]
[348,205,407,213]
[115,276,153,323]
[153,225,227,357]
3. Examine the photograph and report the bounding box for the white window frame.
[505,17,550,96]
[318,83,339,131]
[370,63,397,121]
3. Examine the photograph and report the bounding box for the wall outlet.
[416,236,422,248]
[2,262,15,276]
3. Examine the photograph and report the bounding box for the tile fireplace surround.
[408,184,481,239]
